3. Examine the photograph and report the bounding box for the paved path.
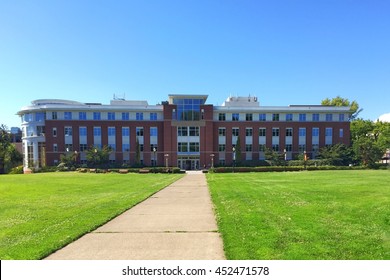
[46,171,225,260]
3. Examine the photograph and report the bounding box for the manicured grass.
[0,172,183,260]
[207,170,390,260]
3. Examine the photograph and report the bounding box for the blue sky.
[1,0,389,128]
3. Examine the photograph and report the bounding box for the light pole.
[304,150,307,170]
[164,153,169,171]
[232,147,236,173]
[283,148,287,172]
[153,147,157,172]
[210,154,215,169]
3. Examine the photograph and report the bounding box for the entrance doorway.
[178,156,200,170]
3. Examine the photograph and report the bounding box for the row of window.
[55,143,159,153]
[59,127,158,137]
[218,127,342,137]
[23,112,160,122]
[218,113,346,122]
[218,144,321,153]
[177,126,200,137]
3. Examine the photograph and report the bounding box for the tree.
[235,136,242,165]
[321,96,362,120]
[135,138,141,167]
[86,145,112,167]
[0,124,22,174]
[265,148,283,166]
[318,143,353,166]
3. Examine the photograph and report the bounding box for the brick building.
[17,94,351,171]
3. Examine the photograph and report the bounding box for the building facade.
[17,95,351,171]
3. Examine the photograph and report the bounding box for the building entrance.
[177,156,200,170]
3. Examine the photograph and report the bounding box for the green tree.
[318,143,353,166]
[321,96,362,119]
[86,145,112,167]
[0,125,22,174]
[234,136,242,165]
[135,137,141,167]
[265,148,283,166]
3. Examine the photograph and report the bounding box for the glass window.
[299,128,306,136]
[245,113,253,121]
[272,144,279,152]
[108,127,116,136]
[108,144,116,151]
[93,112,101,120]
[259,128,266,137]
[178,127,188,136]
[178,142,188,152]
[108,112,115,120]
[259,113,266,121]
[339,114,345,121]
[36,112,46,122]
[298,144,306,153]
[285,144,292,152]
[326,114,333,121]
[93,127,101,136]
[218,144,226,152]
[272,128,279,136]
[173,98,203,121]
[325,128,333,136]
[53,144,58,152]
[64,112,72,120]
[232,113,239,121]
[272,114,279,121]
[246,128,253,136]
[189,142,200,152]
[299,114,306,121]
[312,113,320,121]
[79,112,87,120]
[286,128,293,137]
[136,127,144,136]
[245,144,252,152]
[259,144,266,152]
[52,127,57,137]
[136,112,143,120]
[218,113,226,121]
[218,128,226,136]
[286,113,293,121]
[122,112,129,120]
[122,144,130,152]
[232,128,239,136]
[79,144,88,152]
[122,127,129,136]
[52,112,57,120]
[79,127,87,136]
[64,127,72,136]
[339,129,344,138]
[312,128,319,137]
[150,112,157,120]
[189,127,199,136]
[150,127,158,136]
[65,144,73,152]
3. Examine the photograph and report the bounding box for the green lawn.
[0,172,182,260]
[207,170,390,260]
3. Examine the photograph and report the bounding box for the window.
[136,112,143,120]
[245,128,253,136]
[79,112,87,120]
[36,112,46,122]
[325,128,333,136]
[272,144,279,152]
[259,144,266,152]
[298,144,306,153]
[299,114,306,121]
[52,112,57,120]
[93,112,101,120]
[122,112,129,120]
[189,142,200,152]
[64,112,72,120]
[286,114,293,121]
[312,114,320,121]
[65,144,73,152]
[259,113,266,121]
[245,144,252,152]
[53,144,58,152]
[79,144,88,152]
[178,127,188,136]
[218,113,226,121]
[150,144,158,152]
[93,127,101,136]
[108,144,116,151]
[150,112,157,120]
[285,144,292,152]
[122,127,129,137]
[299,128,306,137]
[64,127,72,136]
[52,127,57,137]
[232,113,239,121]
[108,112,115,120]
[339,114,345,121]
[139,144,144,152]
[326,114,333,121]
[37,126,45,136]
[286,128,293,137]
[218,128,226,136]
[218,144,226,151]
[272,114,279,121]
[312,144,320,153]
[259,128,266,137]
[79,127,87,136]
[150,127,158,136]
[232,128,239,136]
[122,144,130,152]
[189,127,199,136]
[245,113,253,121]
[108,127,116,136]
[272,128,279,137]
[136,127,144,136]
[312,128,319,137]
[178,142,188,152]
[339,129,344,138]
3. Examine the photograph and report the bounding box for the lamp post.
[304,150,307,170]
[164,153,169,171]
[283,148,287,172]
[210,154,215,169]
[153,147,157,172]
[74,150,78,166]
[232,147,236,173]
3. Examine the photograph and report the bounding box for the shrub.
[9,165,24,174]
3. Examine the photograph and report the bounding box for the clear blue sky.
[1,0,389,128]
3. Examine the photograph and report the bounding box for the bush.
[9,165,24,174]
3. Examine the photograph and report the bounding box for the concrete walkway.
[46,172,225,260]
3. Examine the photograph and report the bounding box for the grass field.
[207,170,390,260]
[0,172,182,260]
